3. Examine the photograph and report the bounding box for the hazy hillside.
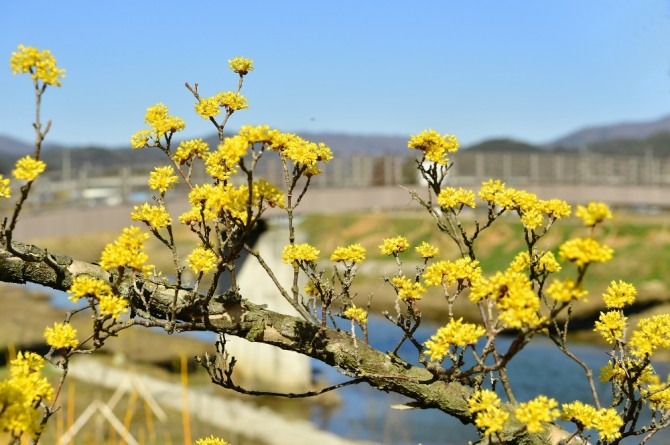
[549,115,670,148]
[4,112,670,175]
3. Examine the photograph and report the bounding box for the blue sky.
[1,1,670,149]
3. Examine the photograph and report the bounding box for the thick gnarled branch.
[0,241,565,444]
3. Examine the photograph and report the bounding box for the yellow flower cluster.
[437,187,476,210]
[68,276,129,319]
[379,236,410,256]
[600,359,655,385]
[415,241,439,259]
[424,318,486,361]
[602,280,636,309]
[392,276,426,301]
[471,271,543,329]
[131,103,185,146]
[478,180,571,229]
[131,203,172,229]
[643,375,670,411]
[173,138,210,164]
[467,389,509,437]
[99,226,151,273]
[12,156,46,181]
[509,251,561,275]
[343,305,368,324]
[68,276,113,302]
[330,244,366,263]
[545,278,587,303]
[148,165,179,193]
[0,352,54,438]
[594,311,627,344]
[195,436,230,445]
[282,243,320,264]
[514,396,559,433]
[629,314,670,357]
[407,129,459,165]
[422,258,482,287]
[195,92,249,119]
[10,44,65,86]
[575,201,612,227]
[99,294,129,319]
[187,247,218,275]
[228,57,254,75]
[561,401,623,442]
[558,238,613,268]
[146,103,185,136]
[204,136,248,181]
[252,179,285,209]
[0,175,10,198]
[216,91,249,112]
[43,322,79,349]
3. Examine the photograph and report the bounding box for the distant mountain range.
[2,114,670,174]
[547,114,670,148]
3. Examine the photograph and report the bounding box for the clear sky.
[1,1,670,149]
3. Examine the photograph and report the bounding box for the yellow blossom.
[282,243,320,264]
[437,187,476,210]
[415,241,439,259]
[478,179,506,203]
[558,238,613,267]
[331,244,366,263]
[423,258,482,287]
[602,280,636,309]
[379,236,410,255]
[98,294,129,319]
[99,226,151,272]
[392,276,426,300]
[252,179,285,209]
[468,390,509,437]
[43,322,79,349]
[131,203,172,229]
[643,375,670,411]
[599,359,655,385]
[0,175,10,198]
[12,156,46,181]
[187,247,218,274]
[470,271,544,329]
[144,103,185,137]
[148,165,179,193]
[424,318,485,361]
[173,138,210,164]
[228,57,254,75]
[629,314,670,357]
[10,44,65,86]
[205,136,248,181]
[541,199,572,219]
[514,396,559,433]
[68,276,113,303]
[407,129,459,165]
[561,402,623,442]
[215,91,249,111]
[0,351,54,438]
[242,124,279,144]
[343,305,368,324]
[130,129,152,149]
[576,201,612,227]
[545,278,587,303]
[594,311,627,344]
[195,436,231,445]
[195,96,221,119]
